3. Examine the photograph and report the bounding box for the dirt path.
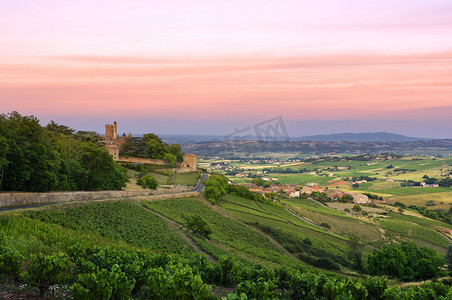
[287,208,345,239]
[135,202,216,263]
[308,198,331,209]
[407,223,413,237]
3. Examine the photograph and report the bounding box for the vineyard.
[2,190,452,298]
[142,197,299,267]
[23,201,191,254]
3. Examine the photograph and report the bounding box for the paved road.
[0,173,208,212]
[193,173,208,192]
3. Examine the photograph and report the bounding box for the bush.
[204,186,222,204]
[21,252,73,297]
[394,202,406,209]
[0,246,24,277]
[71,264,135,300]
[137,174,158,189]
[163,153,177,167]
[185,215,212,238]
[141,263,213,299]
[352,205,362,212]
[235,278,278,300]
[361,276,388,300]
[313,257,341,271]
[368,242,443,281]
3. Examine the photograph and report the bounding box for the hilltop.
[295,132,430,142]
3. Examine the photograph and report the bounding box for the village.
[242,182,374,204]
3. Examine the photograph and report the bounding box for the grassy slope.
[142,197,301,267]
[167,171,201,185]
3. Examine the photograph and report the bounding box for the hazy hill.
[295,132,430,142]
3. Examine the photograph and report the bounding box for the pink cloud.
[1,52,451,121]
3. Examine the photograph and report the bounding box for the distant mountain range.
[294,132,431,142]
[158,132,431,144]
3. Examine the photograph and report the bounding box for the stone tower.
[105,122,118,141]
[181,153,197,171]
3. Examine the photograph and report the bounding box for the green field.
[167,171,201,185]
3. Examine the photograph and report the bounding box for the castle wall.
[117,156,166,165]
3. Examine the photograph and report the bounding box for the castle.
[101,122,197,172]
[101,121,130,161]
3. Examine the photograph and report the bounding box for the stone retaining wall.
[0,186,194,208]
[118,157,166,165]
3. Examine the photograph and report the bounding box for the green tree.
[347,234,364,271]
[204,186,222,204]
[77,142,126,190]
[167,144,184,162]
[0,112,58,192]
[252,177,265,187]
[185,215,212,238]
[352,205,362,212]
[0,136,8,189]
[137,174,158,189]
[368,245,406,279]
[368,242,443,281]
[446,244,452,272]
[163,153,177,167]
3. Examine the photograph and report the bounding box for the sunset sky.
[1,0,452,137]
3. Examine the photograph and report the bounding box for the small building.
[351,193,370,204]
[181,153,197,171]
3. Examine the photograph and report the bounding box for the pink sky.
[1,0,452,137]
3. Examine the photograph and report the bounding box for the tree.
[439,177,452,187]
[0,136,8,189]
[137,174,158,189]
[352,205,362,212]
[368,242,443,281]
[446,244,452,272]
[185,215,212,238]
[347,234,364,271]
[163,153,177,167]
[204,186,222,204]
[77,142,126,190]
[0,112,58,192]
[252,177,265,187]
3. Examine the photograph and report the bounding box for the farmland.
[3,154,452,298]
[205,154,452,210]
[2,188,452,298]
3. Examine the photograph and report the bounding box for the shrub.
[137,174,158,189]
[0,246,24,277]
[368,242,443,281]
[141,263,213,299]
[320,222,330,229]
[235,278,278,300]
[352,205,362,212]
[185,215,212,238]
[21,252,73,297]
[72,264,135,300]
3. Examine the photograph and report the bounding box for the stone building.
[100,121,130,161]
[181,153,197,171]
